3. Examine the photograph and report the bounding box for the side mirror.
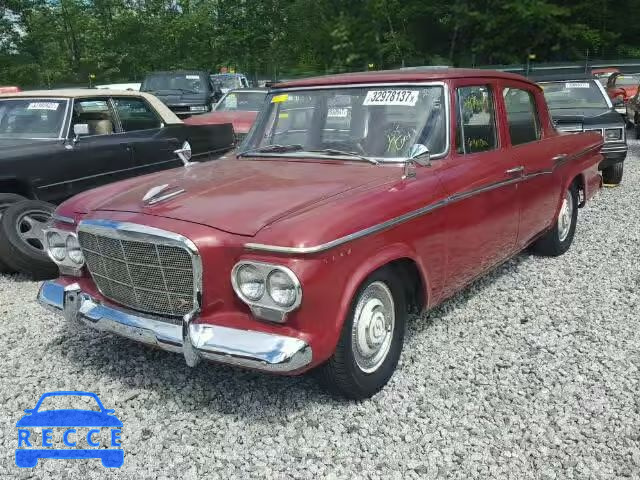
[408,143,430,165]
[174,140,193,166]
[73,123,89,142]
[613,97,624,107]
[403,144,431,179]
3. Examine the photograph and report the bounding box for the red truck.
[39,69,602,399]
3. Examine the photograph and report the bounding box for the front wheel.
[602,162,624,185]
[531,183,578,257]
[0,200,58,279]
[318,268,406,399]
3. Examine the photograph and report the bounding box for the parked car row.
[0,89,235,278]
[35,68,605,399]
[532,73,627,184]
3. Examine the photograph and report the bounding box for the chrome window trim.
[265,81,451,161]
[0,97,70,140]
[77,219,202,317]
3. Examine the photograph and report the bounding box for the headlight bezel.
[604,127,624,142]
[231,261,302,318]
[44,228,85,272]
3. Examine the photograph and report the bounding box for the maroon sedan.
[184,88,266,143]
[39,69,602,399]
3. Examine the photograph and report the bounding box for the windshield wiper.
[237,144,304,157]
[303,148,379,165]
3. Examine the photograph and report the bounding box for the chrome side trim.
[40,158,180,189]
[245,168,557,255]
[37,281,312,373]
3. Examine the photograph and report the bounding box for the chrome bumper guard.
[38,281,312,373]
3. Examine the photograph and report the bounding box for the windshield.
[142,73,206,93]
[211,75,243,90]
[614,74,640,86]
[241,85,446,161]
[0,99,67,139]
[540,81,609,109]
[215,91,266,111]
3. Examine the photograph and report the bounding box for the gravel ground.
[1,142,640,480]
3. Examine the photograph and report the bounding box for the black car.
[532,73,627,185]
[141,70,221,117]
[0,89,233,278]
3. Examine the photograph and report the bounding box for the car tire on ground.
[0,193,28,273]
[602,162,624,185]
[318,267,407,400]
[531,182,579,257]
[0,200,58,279]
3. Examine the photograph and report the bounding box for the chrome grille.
[78,230,195,317]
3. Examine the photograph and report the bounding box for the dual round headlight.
[45,230,84,266]
[233,262,301,309]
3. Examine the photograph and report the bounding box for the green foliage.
[1,0,639,87]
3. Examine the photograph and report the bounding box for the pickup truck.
[39,69,603,399]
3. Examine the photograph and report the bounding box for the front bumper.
[38,280,312,374]
[600,143,628,168]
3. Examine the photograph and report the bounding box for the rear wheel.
[0,193,27,274]
[531,183,578,257]
[318,268,406,399]
[0,200,58,279]
[602,162,624,185]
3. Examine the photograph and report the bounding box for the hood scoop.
[142,184,185,206]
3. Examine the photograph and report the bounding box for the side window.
[72,99,116,136]
[456,85,497,154]
[503,88,540,145]
[112,97,162,132]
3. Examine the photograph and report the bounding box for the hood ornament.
[142,184,185,206]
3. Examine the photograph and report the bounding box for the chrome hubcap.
[557,190,574,242]
[16,209,50,251]
[351,281,395,373]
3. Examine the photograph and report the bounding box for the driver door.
[39,97,133,201]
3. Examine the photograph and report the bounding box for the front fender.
[318,242,430,362]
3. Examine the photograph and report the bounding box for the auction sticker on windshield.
[565,83,590,89]
[363,90,419,106]
[27,102,60,110]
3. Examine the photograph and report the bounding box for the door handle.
[552,154,568,164]
[505,166,524,175]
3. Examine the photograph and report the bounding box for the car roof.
[274,68,533,89]
[0,89,182,124]
[146,70,209,75]
[226,88,267,93]
[528,73,596,82]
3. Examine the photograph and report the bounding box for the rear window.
[142,73,207,94]
[540,81,608,109]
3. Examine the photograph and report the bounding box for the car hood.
[550,107,624,126]
[16,410,123,427]
[76,158,399,236]
[184,111,257,133]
